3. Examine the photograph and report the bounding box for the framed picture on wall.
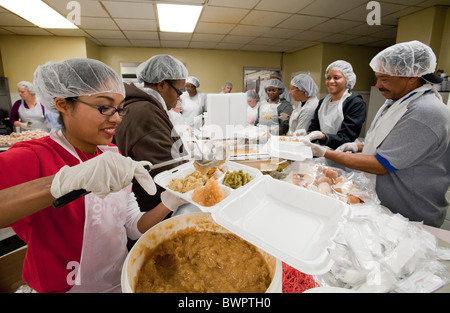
[243,67,281,94]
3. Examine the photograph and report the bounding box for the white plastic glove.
[279,112,290,121]
[20,122,30,130]
[307,130,324,141]
[160,190,188,211]
[301,138,327,157]
[336,142,358,153]
[51,151,157,199]
[293,129,307,136]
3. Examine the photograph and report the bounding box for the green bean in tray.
[223,170,252,189]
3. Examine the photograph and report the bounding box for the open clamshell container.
[264,135,313,161]
[154,161,349,275]
[154,161,262,212]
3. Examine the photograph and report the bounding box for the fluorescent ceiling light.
[157,3,202,33]
[0,0,78,29]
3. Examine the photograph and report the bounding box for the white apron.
[180,92,205,127]
[247,103,259,126]
[258,101,279,126]
[18,100,49,131]
[363,84,436,155]
[317,90,351,134]
[50,130,130,293]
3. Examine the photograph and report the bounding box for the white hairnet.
[222,82,233,89]
[247,90,260,101]
[369,40,437,77]
[326,60,357,90]
[186,76,200,88]
[17,81,36,95]
[33,58,125,113]
[137,54,188,84]
[264,78,285,93]
[290,74,319,97]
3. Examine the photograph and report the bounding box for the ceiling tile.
[129,39,161,47]
[195,22,235,34]
[189,41,218,49]
[277,14,329,30]
[191,33,225,42]
[320,33,358,44]
[259,28,300,39]
[101,1,156,19]
[299,0,368,18]
[160,40,190,48]
[43,0,109,18]
[292,30,333,41]
[215,42,244,50]
[221,35,254,44]
[2,27,54,36]
[114,18,157,31]
[230,25,272,37]
[255,0,315,13]
[85,29,126,39]
[200,6,249,23]
[97,38,131,46]
[0,13,34,27]
[159,32,192,41]
[240,10,291,27]
[310,19,363,33]
[79,17,119,30]
[207,0,260,9]
[123,30,158,40]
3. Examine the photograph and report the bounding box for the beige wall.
[397,6,449,73]
[283,44,324,92]
[283,43,381,94]
[100,47,281,93]
[0,36,87,92]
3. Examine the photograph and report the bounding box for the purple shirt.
[10,100,46,126]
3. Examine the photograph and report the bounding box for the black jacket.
[308,92,366,149]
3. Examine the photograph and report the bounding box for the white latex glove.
[279,112,290,121]
[160,190,188,211]
[51,151,157,199]
[20,122,30,130]
[307,130,324,141]
[336,142,358,153]
[293,129,307,136]
[301,138,327,157]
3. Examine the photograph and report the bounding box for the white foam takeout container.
[263,135,313,161]
[154,161,349,275]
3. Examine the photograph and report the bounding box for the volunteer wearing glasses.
[303,41,450,227]
[0,58,185,293]
[299,60,366,149]
[114,54,189,213]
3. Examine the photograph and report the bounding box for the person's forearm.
[137,203,171,234]
[0,175,55,228]
[324,150,388,175]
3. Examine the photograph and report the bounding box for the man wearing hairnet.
[114,54,189,213]
[304,41,450,227]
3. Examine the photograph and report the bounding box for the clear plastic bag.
[282,159,379,205]
[314,202,450,293]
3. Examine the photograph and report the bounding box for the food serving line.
[146,132,450,293]
[1,129,449,293]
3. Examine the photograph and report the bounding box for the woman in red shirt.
[0,58,184,293]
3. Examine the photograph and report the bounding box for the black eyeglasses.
[166,80,183,97]
[68,98,129,116]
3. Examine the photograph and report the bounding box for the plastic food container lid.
[154,161,348,275]
[263,136,313,161]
